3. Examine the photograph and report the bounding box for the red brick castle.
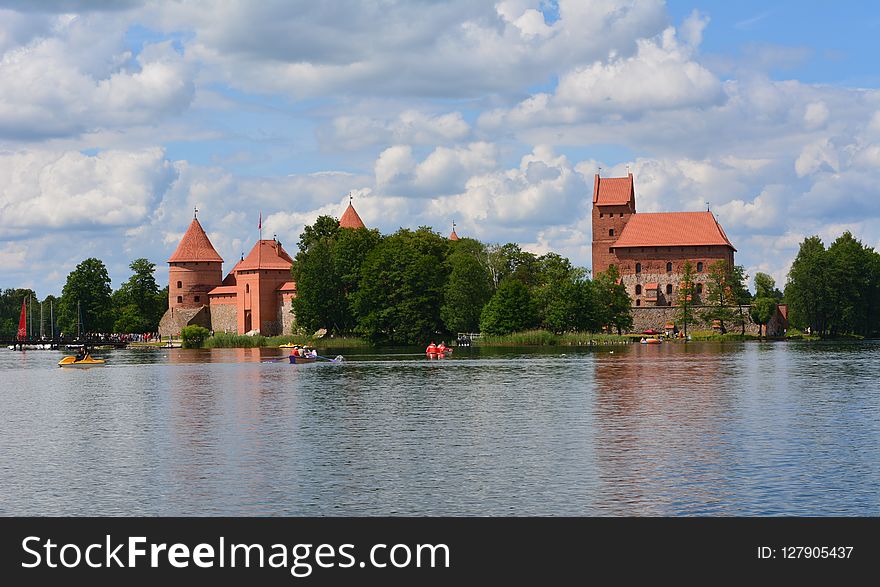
[591,173,736,307]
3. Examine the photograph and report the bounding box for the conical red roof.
[238,239,294,270]
[168,218,223,263]
[449,229,460,241]
[339,202,366,229]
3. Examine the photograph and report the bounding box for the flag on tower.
[258,211,262,230]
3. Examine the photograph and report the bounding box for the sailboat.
[7,299,27,349]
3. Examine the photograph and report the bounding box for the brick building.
[159,214,298,337]
[591,173,736,308]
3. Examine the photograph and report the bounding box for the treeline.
[0,258,166,337]
[291,217,632,344]
[785,231,880,337]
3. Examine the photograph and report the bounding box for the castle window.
[668,301,673,306]
[194,296,200,303]
[177,281,182,289]
[635,263,641,274]
[666,262,673,273]
[609,228,614,237]
[246,284,250,293]
[635,285,642,295]
[599,213,604,218]
[697,262,704,272]
[666,284,673,295]
[608,248,613,253]
[619,213,623,217]
[636,299,641,306]
[176,296,182,304]
[696,283,703,294]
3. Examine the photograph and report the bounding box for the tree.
[700,260,741,335]
[826,231,873,336]
[0,288,37,337]
[674,261,697,339]
[751,272,780,338]
[181,325,210,348]
[479,279,536,335]
[785,236,831,335]
[441,240,492,333]
[352,228,450,344]
[593,265,632,334]
[111,258,164,333]
[729,264,752,335]
[57,258,113,335]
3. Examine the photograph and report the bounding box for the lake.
[1,341,878,516]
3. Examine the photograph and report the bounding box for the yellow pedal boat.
[58,355,106,368]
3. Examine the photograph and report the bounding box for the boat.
[426,349,454,359]
[58,354,106,368]
[279,343,299,348]
[289,355,317,364]
[640,337,662,345]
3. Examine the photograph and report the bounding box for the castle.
[591,173,736,307]
[158,201,368,337]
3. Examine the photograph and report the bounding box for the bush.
[181,325,211,348]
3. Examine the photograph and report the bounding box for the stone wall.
[158,305,211,337]
[279,297,295,335]
[629,304,787,336]
[210,303,238,334]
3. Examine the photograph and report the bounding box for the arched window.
[635,284,642,295]
[666,262,673,273]
[176,296,182,304]
[194,296,200,303]
[666,284,673,295]
[246,284,250,293]
[696,283,703,294]
[609,228,614,237]
[697,262,704,272]
[599,212,604,218]
[635,263,641,274]
[176,281,182,289]
[636,299,641,306]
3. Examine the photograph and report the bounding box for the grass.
[474,330,632,346]
[203,333,370,348]
[684,329,760,341]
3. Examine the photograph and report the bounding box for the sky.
[2,0,880,297]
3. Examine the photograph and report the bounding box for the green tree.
[700,260,741,335]
[593,265,632,334]
[479,278,536,335]
[352,228,450,344]
[57,258,113,335]
[181,324,211,348]
[441,240,492,333]
[674,261,697,339]
[0,288,37,337]
[750,297,777,339]
[111,258,164,333]
[826,231,873,336]
[785,236,830,335]
[754,272,783,301]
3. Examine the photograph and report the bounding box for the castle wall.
[280,294,295,335]
[629,304,787,336]
[158,305,211,337]
[169,262,223,309]
[591,203,634,275]
[209,302,238,334]
[615,246,734,306]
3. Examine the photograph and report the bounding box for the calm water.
[1,342,878,516]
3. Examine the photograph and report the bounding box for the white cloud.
[0,148,176,236]
[375,142,498,197]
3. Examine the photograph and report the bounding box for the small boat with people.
[640,337,662,345]
[425,341,454,359]
[58,347,106,367]
[288,344,319,364]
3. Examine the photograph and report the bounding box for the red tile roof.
[238,239,294,270]
[645,283,659,290]
[612,212,735,250]
[168,218,223,263]
[593,174,634,206]
[449,229,460,241]
[339,203,366,229]
[277,281,297,292]
[208,285,237,296]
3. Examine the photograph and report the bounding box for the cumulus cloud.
[375,142,497,197]
[0,148,176,237]
[318,109,470,151]
[0,14,195,140]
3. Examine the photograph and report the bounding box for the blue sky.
[2,0,880,298]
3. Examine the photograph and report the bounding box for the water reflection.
[0,342,878,515]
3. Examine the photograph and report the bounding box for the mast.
[29,294,32,338]
[77,300,82,340]
[50,299,54,340]
[40,300,44,339]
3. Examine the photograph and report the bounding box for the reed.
[203,333,371,348]
[474,330,631,346]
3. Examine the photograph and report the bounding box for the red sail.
[17,298,27,340]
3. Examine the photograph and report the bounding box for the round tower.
[168,217,224,309]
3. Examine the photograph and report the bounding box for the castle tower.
[235,238,294,335]
[167,217,224,309]
[339,200,366,229]
[449,221,460,241]
[591,173,636,275]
